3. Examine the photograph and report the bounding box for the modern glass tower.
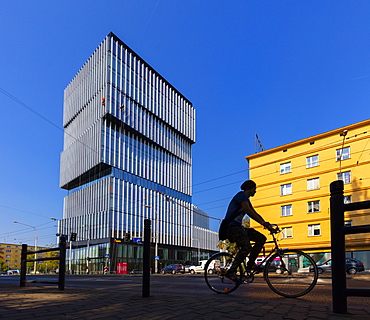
[59,33,218,273]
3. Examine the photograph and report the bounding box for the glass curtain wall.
[59,33,218,274]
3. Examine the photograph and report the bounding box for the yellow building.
[246,119,370,265]
[0,243,48,272]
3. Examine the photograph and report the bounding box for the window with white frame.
[336,147,350,161]
[344,195,352,204]
[308,224,321,236]
[306,155,319,168]
[308,200,320,213]
[337,171,351,184]
[307,178,320,190]
[281,204,292,217]
[280,162,291,174]
[282,227,293,239]
[280,183,292,196]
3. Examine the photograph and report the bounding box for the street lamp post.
[192,238,200,262]
[145,205,158,274]
[85,216,91,274]
[50,217,58,244]
[13,221,38,274]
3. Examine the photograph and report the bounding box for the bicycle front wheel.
[264,249,318,298]
[204,252,241,294]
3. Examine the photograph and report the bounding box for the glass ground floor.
[64,239,370,274]
[307,250,370,271]
[66,238,218,274]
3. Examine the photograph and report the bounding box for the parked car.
[184,265,192,273]
[7,270,20,275]
[255,256,282,274]
[309,258,365,274]
[260,260,283,274]
[129,269,143,274]
[189,260,209,274]
[161,264,185,274]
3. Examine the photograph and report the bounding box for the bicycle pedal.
[242,274,254,283]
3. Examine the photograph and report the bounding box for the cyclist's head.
[240,180,256,191]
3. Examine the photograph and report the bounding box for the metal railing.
[20,236,67,290]
[330,180,370,314]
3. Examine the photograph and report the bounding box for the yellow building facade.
[0,243,48,272]
[246,119,370,265]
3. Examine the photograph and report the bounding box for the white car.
[189,260,215,274]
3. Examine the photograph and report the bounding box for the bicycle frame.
[242,225,287,277]
[205,224,318,297]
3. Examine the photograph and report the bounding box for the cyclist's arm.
[240,201,269,227]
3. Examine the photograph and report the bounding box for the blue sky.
[1,1,370,246]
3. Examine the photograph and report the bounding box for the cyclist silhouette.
[221,180,274,283]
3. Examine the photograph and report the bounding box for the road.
[1,273,370,309]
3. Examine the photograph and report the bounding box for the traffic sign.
[154,256,160,260]
[104,254,110,259]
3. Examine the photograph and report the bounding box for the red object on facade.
[116,262,128,274]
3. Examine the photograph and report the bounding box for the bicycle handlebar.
[269,224,281,234]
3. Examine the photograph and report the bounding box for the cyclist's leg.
[226,226,251,273]
[246,228,267,268]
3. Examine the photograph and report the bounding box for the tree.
[0,258,8,272]
[242,217,250,228]
[39,244,59,273]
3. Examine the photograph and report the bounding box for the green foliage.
[217,239,238,254]
[25,244,59,273]
[216,218,250,253]
[242,217,250,228]
[26,261,33,272]
[39,245,60,272]
[0,258,8,272]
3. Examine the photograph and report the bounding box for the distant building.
[0,243,47,272]
[246,119,370,268]
[58,33,218,274]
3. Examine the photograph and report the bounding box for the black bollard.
[330,180,347,313]
[142,219,151,297]
[20,244,27,287]
[58,236,67,290]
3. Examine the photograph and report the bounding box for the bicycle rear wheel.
[204,252,241,294]
[264,249,318,298]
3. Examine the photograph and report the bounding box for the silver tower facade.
[59,33,217,273]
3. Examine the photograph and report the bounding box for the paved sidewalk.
[1,282,369,319]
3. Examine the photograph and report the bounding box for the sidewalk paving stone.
[1,282,370,319]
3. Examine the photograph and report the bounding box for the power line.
[248,144,370,183]
[190,133,369,198]
[0,87,63,133]
[193,141,370,210]
[193,180,245,194]
[196,197,230,206]
[0,87,248,216]
[1,86,249,192]
[0,223,56,238]
[193,170,247,186]
[0,204,57,219]
[0,87,100,155]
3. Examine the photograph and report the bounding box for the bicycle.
[204,224,318,298]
